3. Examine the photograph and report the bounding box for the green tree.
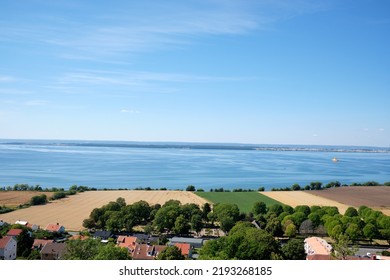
[282,239,305,260]
[363,223,379,243]
[30,194,47,205]
[63,239,100,260]
[284,223,297,238]
[202,203,211,221]
[252,201,267,215]
[186,185,196,191]
[173,215,190,235]
[94,244,131,260]
[265,216,283,237]
[153,205,181,233]
[332,234,358,260]
[157,246,185,260]
[202,222,282,260]
[345,223,361,242]
[190,214,203,235]
[213,203,240,233]
[344,207,358,217]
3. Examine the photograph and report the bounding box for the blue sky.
[0,0,389,146]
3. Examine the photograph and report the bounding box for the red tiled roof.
[117,236,137,252]
[0,236,14,249]
[174,243,191,256]
[45,224,63,232]
[32,239,53,249]
[6,228,23,237]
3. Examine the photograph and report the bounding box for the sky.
[0,0,389,147]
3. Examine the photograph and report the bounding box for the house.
[0,220,7,227]
[40,243,67,260]
[117,236,138,253]
[304,237,332,260]
[0,236,17,260]
[15,220,39,231]
[174,243,192,258]
[169,237,204,249]
[45,223,65,233]
[32,239,54,250]
[131,233,159,244]
[92,230,112,242]
[6,228,23,237]
[132,244,167,260]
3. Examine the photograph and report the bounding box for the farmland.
[0,191,53,207]
[195,191,282,213]
[0,190,208,231]
[262,187,390,215]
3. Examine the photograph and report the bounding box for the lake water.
[0,140,389,190]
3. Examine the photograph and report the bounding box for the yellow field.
[0,191,208,231]
[261,191,352,214]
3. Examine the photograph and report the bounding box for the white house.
[0,236,17,260]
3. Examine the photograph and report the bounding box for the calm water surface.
[0,141,389,190]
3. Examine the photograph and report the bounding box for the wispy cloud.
[0,0,328,60]
[120,109,140,114]
[0,76,16,82]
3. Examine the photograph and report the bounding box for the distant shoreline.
[1,139,389,153]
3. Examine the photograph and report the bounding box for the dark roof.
[92,231,112,239]
[40,243,67,259]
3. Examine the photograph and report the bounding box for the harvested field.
[309,186,390,216]
[262,191,351,214]
[0,190,208,231]
[0,191,53,207]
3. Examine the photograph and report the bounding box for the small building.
[15,220,39,231]
[0,220,7,227]
[32,239,54,250]
[40,243,67,260]
[45,223,65,233]
[304,237,332,260]
[174,243,192,258]
[132,244,167,260]
[0,236,17,260]
[169,237,204,248]
[131,233,159,244]
[6,228,23,238]
[92,230,112,242]
[117,236,138,253]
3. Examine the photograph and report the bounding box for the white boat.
[332,157,339,162]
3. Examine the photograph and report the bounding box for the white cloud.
[378,128,385,132]
[120,109,140,114]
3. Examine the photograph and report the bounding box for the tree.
[94,244,131,260]
[186,185,196,191]
[213,222,282,260]
[82,218,96,229]
[63,239,100,260]
[153,205,181,233]
[30,194,47,205]
[282,239,305,260]
[190,214,203,235]
[202,203,211,221]
[265,216,283,237]
[157,246,185,260]
[285,223,297,238]
[291,184,301,191]
[332,234,358,260]
[173,215,190,235]
[363,223,379,243]
[294,205,311,217]
[345,223,361,242]
[268,204,283,216]
[252,201,267,215]
[115,197,126,208]
[213,203,240,233]
[344,207,358,217]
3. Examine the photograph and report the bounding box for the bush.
[52,191,67,200]
[382,251,390,256]
[30,194,47,205]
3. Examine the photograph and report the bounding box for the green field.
[195,191,282,213]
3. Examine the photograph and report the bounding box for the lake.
[0,140,389,190]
